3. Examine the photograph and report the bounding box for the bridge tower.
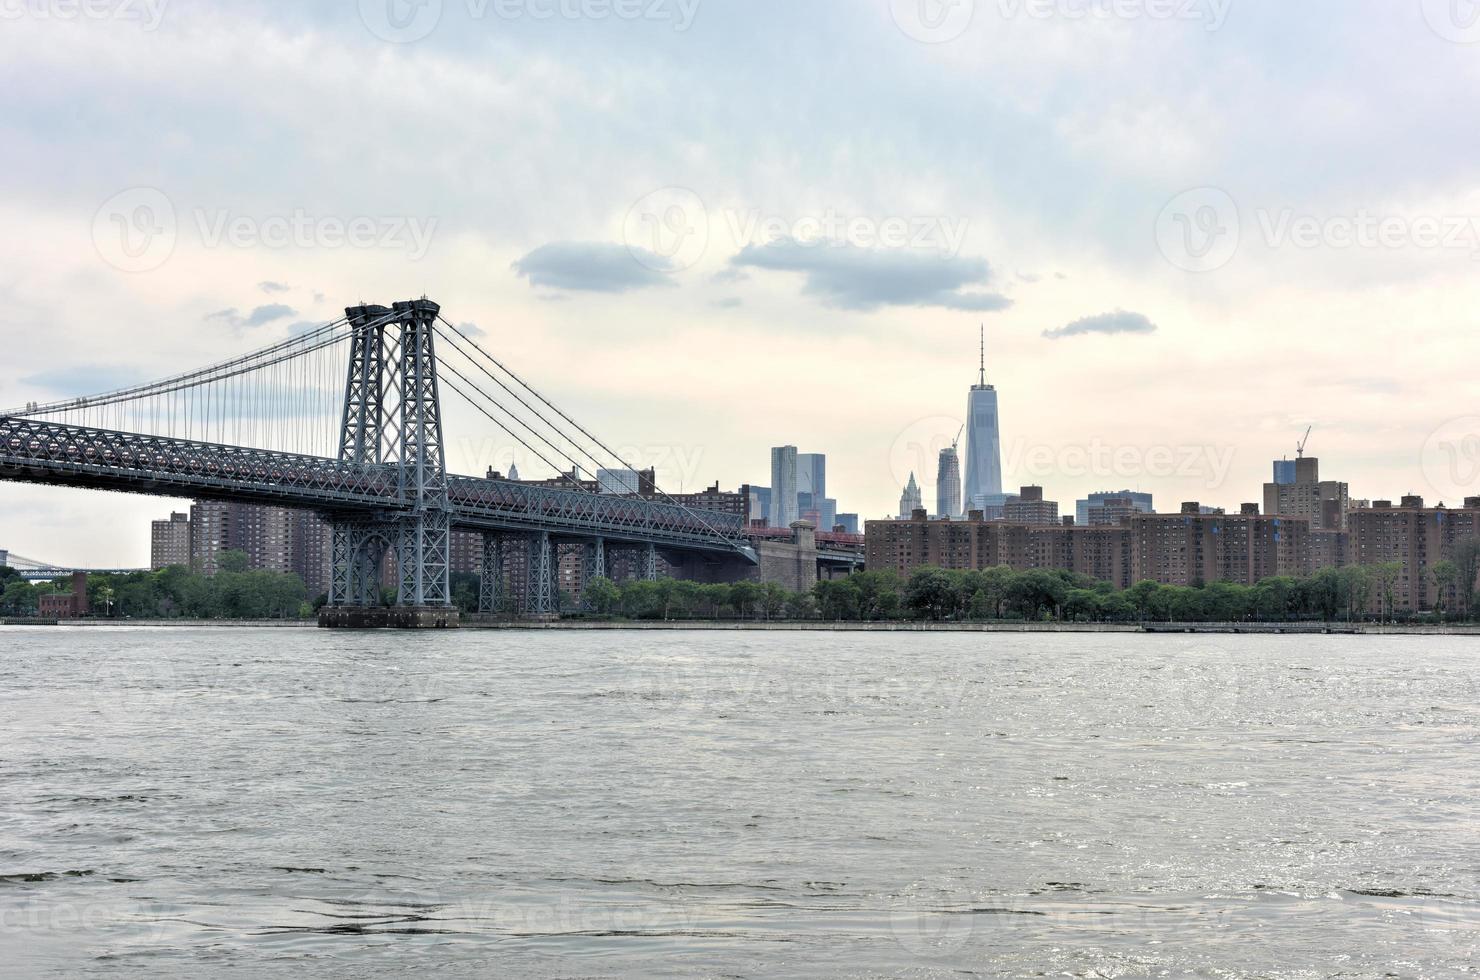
[321,298,456,628]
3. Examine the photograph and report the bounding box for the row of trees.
[552,550,1480,625]
[0,551,310,620]
[8,540,1477,624]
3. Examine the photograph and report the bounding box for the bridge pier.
[319,299,458,629]
[478,533,504,614]
[526,531,558,617]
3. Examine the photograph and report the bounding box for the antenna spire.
[978,324,985,386]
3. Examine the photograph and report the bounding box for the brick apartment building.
[1348,496,1480,612]
[150,512,192,570]
[866,501,1312,590]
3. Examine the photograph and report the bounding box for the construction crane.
[952,424,964,452]
[1296,425,1313,459]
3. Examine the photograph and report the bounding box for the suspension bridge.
[0,299,758,627]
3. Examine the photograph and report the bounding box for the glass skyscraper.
[962,328,1003,512]
[769,446,798,527]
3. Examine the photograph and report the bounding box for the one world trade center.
[962,325,1004,512]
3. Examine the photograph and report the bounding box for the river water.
[1,627,1477,978]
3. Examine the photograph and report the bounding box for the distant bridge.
[0,551,148,583]
[0,299,760,625]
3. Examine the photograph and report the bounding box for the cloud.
[711,268,750,284]
[453,321,487,338]
[728,240,1011,312]
[21,366,149,395]
[205,304,299,330]
[1016,271,1042,283]
[258,280,291,294]
[511,241,676,293]
[1042,309,1158,340]
[713,297,743,309]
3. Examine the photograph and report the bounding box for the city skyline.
[4,2,1480,565]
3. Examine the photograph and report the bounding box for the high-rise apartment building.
[1348,496,1480,613]
[769,446,799,528]
[936,446,962,519]
[150,511,192,569]
[1262,456,1349,531]
[1002,485,1059,526]
[963,327,1003,512]
[187,501,332,596]
[1076,490,1154,527]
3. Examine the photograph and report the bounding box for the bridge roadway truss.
[0,298,754,626]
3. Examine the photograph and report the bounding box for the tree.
[906,567,956,620]
[760,582,788,620]
[1372,562,1402,623]
[978,565,1015,619]
[1126,580,1160,623]
[1430,560,1459,620]
[814,578,861,621]
[585,576,620,616]
[784,591,816,620]
[216,549,250,573]
[1063,589,1101,622]
[730,581,762,619]
[2,580,37,615]
[1451,538,1480,620]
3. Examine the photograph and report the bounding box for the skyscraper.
[797,453,826,502]
[769,446,799,527]
[898,472,923,518]
[963,325,1003,512]
[935,446,961,519]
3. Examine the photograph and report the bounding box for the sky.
[2,0,1480,566]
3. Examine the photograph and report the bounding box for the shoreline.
[5,618,1479,636]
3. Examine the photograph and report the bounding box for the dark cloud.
[511,241,675,293]
[258,280,291,294]
[1043,309,1157,340]
[206,304,298,330]
[728,239,1011,312]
